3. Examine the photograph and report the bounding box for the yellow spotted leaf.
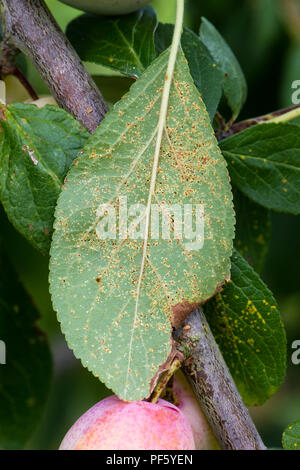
[49,48,235,400]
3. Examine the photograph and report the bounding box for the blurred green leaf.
[233,0,280,79]
[233,189,271,273]
[92,75,134,106]
[155,23,223,120]
[66,7,158,78]
[199,17,247,121]
[150,0,176,24]
[0,103,89,254]
[220,123,300,214]
[282,420,300,450]
[204,249,287,406]
[0,207,58,335]
[0,252,52,449]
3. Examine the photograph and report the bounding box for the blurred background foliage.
[0,0,299,449]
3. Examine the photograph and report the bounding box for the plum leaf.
[66,7,158,78]
[204,249,286,406]
[155,23,224,121]
[282,420,300,450]
[199,17,247,121]
[220,123,300,214]
[49,48,235,401]
[0,103,89,253]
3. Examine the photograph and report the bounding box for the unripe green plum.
[59,396,196,450]
[173,371,220,450]
[3,75,31,104]
[59,0,152,15]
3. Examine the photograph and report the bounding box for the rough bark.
[174,308,267,450]
[0,0,108,132]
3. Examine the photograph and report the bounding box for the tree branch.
[216,105,300,141]
[174,308,267,450]
[0,0,108,132]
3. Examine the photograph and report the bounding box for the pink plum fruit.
[59,395,196,450]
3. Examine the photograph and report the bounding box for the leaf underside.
[50,48,235,401]
[155,23,224,121]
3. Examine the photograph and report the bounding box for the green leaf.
[0,103,89,254]
[66,7,158,78]
[49,48,235,401]
[199,17,247,121]
[220,123,300,214]
[282,420,300,450]
[0,252,52,449]
[204,249,286,406]
[155,23,223,121]
[233,189,271,273]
